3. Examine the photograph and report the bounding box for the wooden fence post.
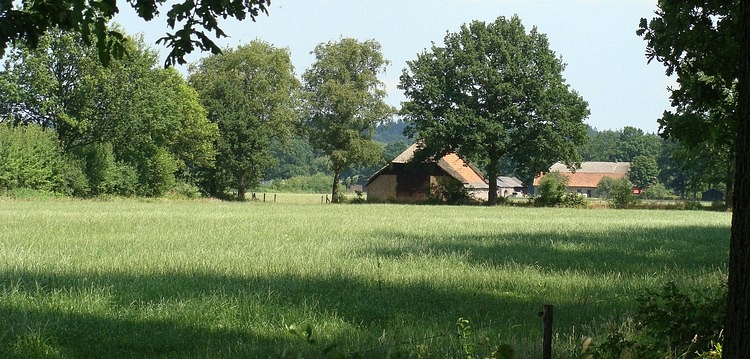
[263,193,266,202]
[274,194,276,203]
[542,304,553,359]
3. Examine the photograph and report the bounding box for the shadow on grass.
[1,267,539,358]
[0,224,729,358]
[362,225,729,276]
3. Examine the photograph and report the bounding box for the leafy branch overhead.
[0,0,271,66]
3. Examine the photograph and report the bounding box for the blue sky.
[115,0,670,134]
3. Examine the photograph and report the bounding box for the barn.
[365,143,489,202]
[534,162,631,198]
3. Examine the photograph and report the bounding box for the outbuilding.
[365,143,489,202]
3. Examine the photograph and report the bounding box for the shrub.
[0,124,86,195]
[535,172,568,207]
[74,143,138,197]
[561,192,587,208]
[267,173,341,194]
[597,177,639,209]
[641,182,674,200]
[595,281,726,359]
[428,176,474,205]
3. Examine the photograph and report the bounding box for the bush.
[641,182,674,200]
[427,176,475,205]
[0,124,86,195]
[535,172,568,207]
[595,281,726,359]
[597,177,639,209]
[74,143,138,197]
[561,192,587,208]
[267,173,341,194]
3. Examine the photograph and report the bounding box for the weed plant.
[0,200,730,358]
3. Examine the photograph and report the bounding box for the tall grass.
[0,199,730,358]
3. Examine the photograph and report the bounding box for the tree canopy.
[638,0,738,204]
[302,38,395,203]
[189,41,300,200]
[640,0,750,355]
[0,0,271,66]
[0,29,218,196]
[399,15,589,205]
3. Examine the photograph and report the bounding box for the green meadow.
[0,198,730,358]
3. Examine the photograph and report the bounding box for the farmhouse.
[365,143,489,202]
[534,161,630,198]
[497,176,526,197]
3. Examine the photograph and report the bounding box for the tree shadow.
[360,224,729,277]
[1,267,541,358]
[0,224,728,358]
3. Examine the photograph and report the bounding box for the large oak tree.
[399,15,589,205]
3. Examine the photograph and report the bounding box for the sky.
[115,0,671,134]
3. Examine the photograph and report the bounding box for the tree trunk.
[237,175,247,201]
[331,170,341,203]
[725,1,750,357]
[486,156,499,206]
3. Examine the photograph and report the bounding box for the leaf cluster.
[0,0,271,66]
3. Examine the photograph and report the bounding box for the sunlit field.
[0,199,730,358]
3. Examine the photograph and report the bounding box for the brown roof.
[367,142,488,188]
[562,172,628,188]
[437,153,488,189]
[534,162,630,188]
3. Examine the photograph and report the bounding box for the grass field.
[0,198,730,358]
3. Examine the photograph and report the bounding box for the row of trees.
[1,18,728,205]
[0,27,395,201]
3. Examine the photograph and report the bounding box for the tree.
[580,127,662,162]
[597,177,638,209]
[639,1,737,206]
[0,0,271,66]
[535,172,568,207]
[639,2,750,354]
[189,41,300,200]
[729,0,750,356]
[302,38,395,203]
[399,15,589,206]
[629,155,659,189]
[0,29,218,196]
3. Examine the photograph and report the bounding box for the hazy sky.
[115,0,670,134]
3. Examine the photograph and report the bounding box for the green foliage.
[0,0,271,66]
[400,15,589,205]
[638,0,738,206]
[535,172,568,207]
[189,41,299,200]
[629,155,659,189]
[582,127,662,163]
[0,124,83,194]
[595,281,725,359]
[0,29,218,198]
[302,38,395,203]
[266,173,341,194]
[427,177,474,205]
[642,182,675,200]
[597,177,639,209]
